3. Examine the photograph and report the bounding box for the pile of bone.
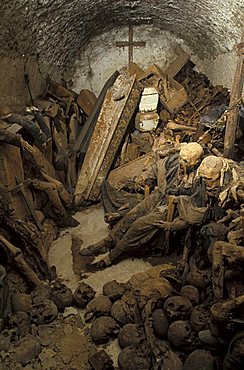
[84,266,218,370]
[0,280,96,367]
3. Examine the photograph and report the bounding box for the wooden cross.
[116,24,146,66]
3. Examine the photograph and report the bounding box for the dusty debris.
[88,349,115,370]
[73,282,96,308]
[0,52,244,370]
[90,316,120,343]
[13,334,41,366]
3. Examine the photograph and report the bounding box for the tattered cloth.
[101,180,143,215]
[108,153,208,262]
[178,195,209,224]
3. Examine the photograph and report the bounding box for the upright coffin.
[0,143,31,220]
[75,72,142,204]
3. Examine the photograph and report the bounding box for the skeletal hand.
[153,218,187,230]
[20,138,35,153]
[153,220,172,229]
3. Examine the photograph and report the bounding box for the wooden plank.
[68,113,79,187]
[52,119,68,152]
[91,77,143,199]
[73,71,120,155]
[145,64,188,113]
[224,25,244,159]
[74,73,143,204]
[108,152,155,188]
[165,51,190,78]
[77,89,97,116]
[0,144,32,220]
[128,62,145,79]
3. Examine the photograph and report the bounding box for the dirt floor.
[47,205,152,368]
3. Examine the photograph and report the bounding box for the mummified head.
[197,155,224,190]
[179,142,204,173]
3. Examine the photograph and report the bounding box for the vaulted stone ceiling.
[1,0,243,71]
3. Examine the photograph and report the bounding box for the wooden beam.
[73,71,120,155]
[165,51,190,78]
[224,23,244,159]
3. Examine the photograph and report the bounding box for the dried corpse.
[81,142,216,268]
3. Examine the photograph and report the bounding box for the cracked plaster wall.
[0,0,243,108]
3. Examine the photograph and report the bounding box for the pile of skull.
[74,265,243,370]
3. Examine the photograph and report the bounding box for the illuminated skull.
[179,142,204,173]
[197,155,223,190]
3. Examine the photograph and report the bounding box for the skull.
[190,305,210,332]
[118,346,151,370]
[159,342,183,370]
[111,300,130,326]
[111,291,141,326]
[152,309,169,338]
[180,285,200,306]
[164,296,193,321]
[88,350,114,369]
[118,324,144,349]
[184,350,214,370]
[8,312,31,338]
[50,281,73,312]
[90,316,120,343]
[0,104,12,118]
[31,284,51,305]
[11,293,32,313]
[0,329,17,351]
[197,155,223,190]
[179,142,203,172]
[103,280,127,302]
[168,320,194,350]
[136,277,172,309]
[29,299,58,325]
[73,282,95,308]
[13,334,41,366]
[84,296,112,322]
[186,270,211,290]
[223,334,244,370]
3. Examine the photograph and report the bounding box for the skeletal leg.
[40,171,71,206]
[110,189,162,243]
[82,189,162,258]
[0,234,43,287]
[111,209,167,263]
[32,179,67,216]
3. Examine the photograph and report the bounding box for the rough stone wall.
[0,57,46,113]
[0,0,244,107]
[1,0,243,69]
[71,26,190,95]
